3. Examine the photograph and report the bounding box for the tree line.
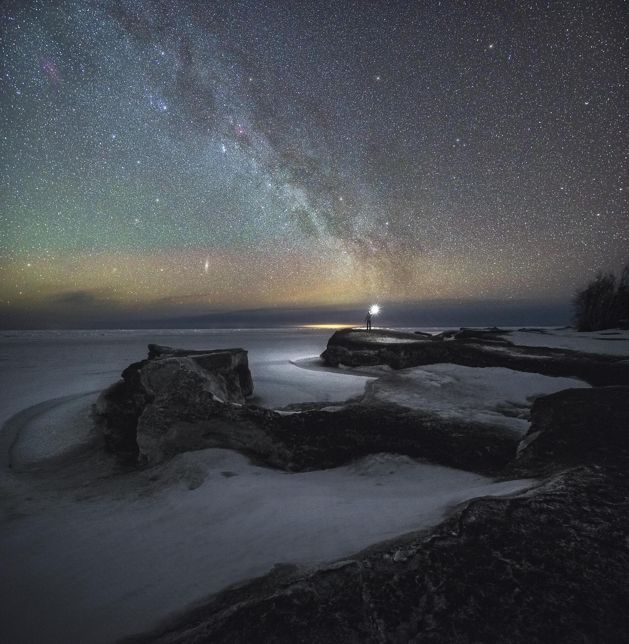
[573,264,629,331]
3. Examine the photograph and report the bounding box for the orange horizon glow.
[299,324,358,329]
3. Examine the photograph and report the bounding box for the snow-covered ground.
[0,327,605,643]
[1,448,532,644]
[366,364,590,433]
[499,328,629,356]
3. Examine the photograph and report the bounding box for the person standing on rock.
[365,311,372,331]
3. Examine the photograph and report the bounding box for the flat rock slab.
[335,329,431,345]
[321,328,629,386]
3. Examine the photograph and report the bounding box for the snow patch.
[10,392,100,467]
[503,329,629,357]
[0,448,533,644]
[367,364,589,433]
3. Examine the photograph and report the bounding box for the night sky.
[1,0,627,328]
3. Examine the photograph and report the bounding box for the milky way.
[1,0,627,326]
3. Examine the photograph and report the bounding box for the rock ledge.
[93,345,253,463]
[321,328,629,385]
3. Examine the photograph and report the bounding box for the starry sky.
[1,0,627,328]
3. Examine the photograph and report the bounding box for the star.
[0,0,625,326]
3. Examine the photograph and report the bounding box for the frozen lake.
[0,328,372,432]
[2,327,600,643]
[2,326,624,431]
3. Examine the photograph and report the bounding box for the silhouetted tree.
[573,264,629,331]
[617,264,629,324]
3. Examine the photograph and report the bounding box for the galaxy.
[1,0,627,327]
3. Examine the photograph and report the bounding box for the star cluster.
[1,0,627,325]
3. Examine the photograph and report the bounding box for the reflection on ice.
[0,329,366,429]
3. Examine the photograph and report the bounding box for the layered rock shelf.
[94,344,519,474]
[321,328,629,386]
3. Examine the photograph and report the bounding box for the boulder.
[512,385,629,475]
[93,346,253,463]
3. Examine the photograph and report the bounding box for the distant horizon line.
[0,297,575,330]
[1,323,572,333]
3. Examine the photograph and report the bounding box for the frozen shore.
[1,328,628,644]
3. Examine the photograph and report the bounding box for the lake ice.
[1,327,612,643]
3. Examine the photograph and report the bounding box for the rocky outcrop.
[93,346,253,463]
[125,466,629,644]
[146,344,254,395]
[321,328,629,386]
[95,342,525,472]
[266,403,517,475]
[120,369,629,644]
[95,339,628,474]
[98,390,519,475]
[101,338,629,643]
[512,385,629,476]
[97,334,628,469]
